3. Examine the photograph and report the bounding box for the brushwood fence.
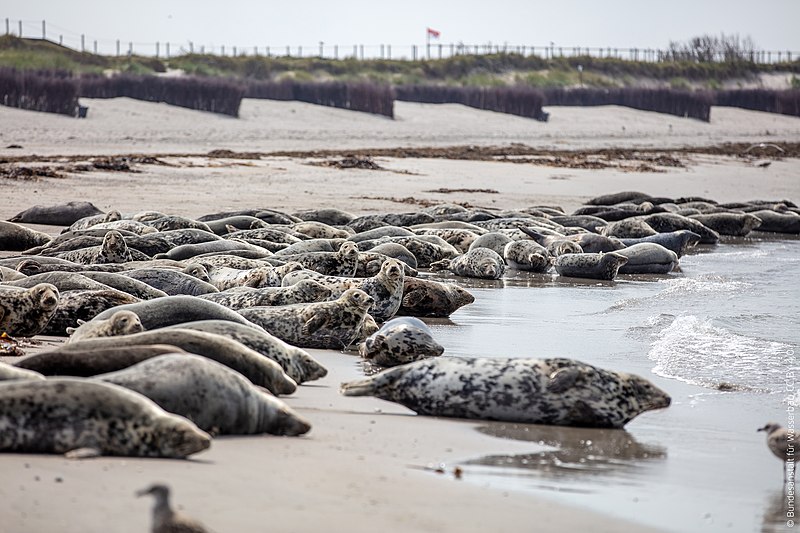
[540,87,712,121]
[78,74,244,117]
[0,67,79,116]
[246,80,394,117]
[714,89,800,117]
[395,85,547,121]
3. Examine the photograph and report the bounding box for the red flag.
[427,28,441,39]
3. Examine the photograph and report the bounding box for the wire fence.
[4,18,800,64]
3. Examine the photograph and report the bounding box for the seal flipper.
[65,447,102,459]
[546,368,581,393]
[429,259,451,272]
[65,319,87,336]
[302,314,330,336]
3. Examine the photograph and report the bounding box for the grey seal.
[359,317,444,366]
[293,207,355,226]
[291,220,351,239]
[156,240,270,261]
[555,252,628,280]
[199,279,332,309]
[413,228,479,253]
[9,201,104,226]
[2,271,113,292]
[0,283,60,336]
[239,288,374,350]
[357,236,458,268]
[96,354,311,436]
[15,344,189,377]
[66,310,144,343]
[641,213,720,244]
[40,289,141,337]
[397,278,475,317]
[67,209,122,231]
[278,241,360,276]
[431,248,506,280]
[0,378,211,458]
[750,211,800,234]
[615,243,679,274]
[0,362,45,382]
[468,232,514,256]
[341,357,671,428]
[78,271,170,300]
[0,220,52,251]
[161,320,327,384]
[57,230,144,264]
[601,219,658,239]
[503,241,552,272]
[689,213,762,236]
[618,230,700,258]
[585,191,652,206]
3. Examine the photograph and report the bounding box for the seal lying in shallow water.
[0,283,60,336]
[555,252,628,281]
[0,378,210,458]
[95,354,311,436]
[341,357,671,428]
[614,243,679,274]
[359,317,444,367]
[397,278,475,317]
[431,248,506,280]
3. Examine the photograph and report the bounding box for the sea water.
[429,234,800,532]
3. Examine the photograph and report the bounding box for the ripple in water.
[608,275,751,312]
[647,315,794,392]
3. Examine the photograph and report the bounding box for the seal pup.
[615,243,679,274]
[341,357,671,428]
[397,278,475,317]
[137,484,211,533]
[0,283,60,336]
[758,423,792,481]
[97,354,311,436]
[0,220,52,251]
[431,248,506,280]
[199,280,332,309]
[359,317,444,366]
[503,241,552,273]
[67,310,144,343]
[161,320,327,384]
[0,378,211,458]
[239,289,374,350]
[0,362,45,382]
[555,252,628,280]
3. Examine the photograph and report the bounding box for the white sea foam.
[648,315,794,391]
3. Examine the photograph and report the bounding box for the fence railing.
[4,18,800,64]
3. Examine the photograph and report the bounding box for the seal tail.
[339,376,380,396]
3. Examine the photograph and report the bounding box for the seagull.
[137,484,211,533]
[758,423,794,482]
[744,143,786,154]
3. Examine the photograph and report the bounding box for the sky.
[4,0,799,58]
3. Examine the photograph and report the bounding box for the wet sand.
[1,99,799,532]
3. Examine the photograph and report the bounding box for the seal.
[158,228,223,247]
[642,213,720,244]
[431,248,506,280]
[585,191,652,206]
[78,271,170,300]
[96,354,311,436]
[347,226,414,243]
[161,320,327,384]
[225,227,303,244]
[468,232,514,256]
[547,240,583,257]
[555,252,628,280]
[137,484,211,533]
[549,215,609,232]
[618,230,700,258]
[615,243,679,274]
[277,241,360,276]
[0,378,211,458]
[397,278,475,317]
[117,267,219,297]
[291,220,351,239]
[503,240,552,272]
[0,283,60,336]
[601,219,658,239]
[41,289,141,336]
[357,236,458,268]
[0,220,52,251]
[204,215,269,234]
[83,295,259,330]
[56,230,146,264]
[204,265,284,291]
[67,209,122,231]
[2,271,114,292]
[52,329,296,396]
[750,210,800,234]
[66,310,144,343]
[144,215,212,233]
[9,201,104,226]
[282,259,405,321]
[340,356,671,428]
[274,238,340,256]
[349,212,435,229]
[199,279,332,309]
[15,344,189,376]
[156,240,270,261]
[0,265,26,281]
[239,288,374,350]
[369,243,418,269]
[412,228,479,253]
[356,251,418,278]
[293,207,355,226]
[0,362,45,382]
[359,317,444,367]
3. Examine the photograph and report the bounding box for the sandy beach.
[1,98,799,532]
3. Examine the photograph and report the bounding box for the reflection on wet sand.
[761,488,794,533]
[467,423,666,489]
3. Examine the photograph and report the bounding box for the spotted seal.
[95,354,311,436]
[161,320,327,384]
[0,221,52,251]
[356,251,418,278]
[0,362,45,382]
[555,252,628,280]
[397,278,475,317]
[0,283,60,336]
[290,221,351,239]
[277,241,360,276]
[67,209,122,231]
[357,236,458,268]
[618,230,700,258]
[503,241,552,272]
[9,201,104,226]
[431,248,506,280]
[601,219,657,239]
[204,265,281,291]
[0,378,211,458]
[199,279,332,309]
[615,243,679,274]
[359,317,444,366]
[239,288,374,350]
[40,289,141,336]
[282,259,405,321]
[341,357,671,428]
[66,310,144,343]
[412,228,479,253]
